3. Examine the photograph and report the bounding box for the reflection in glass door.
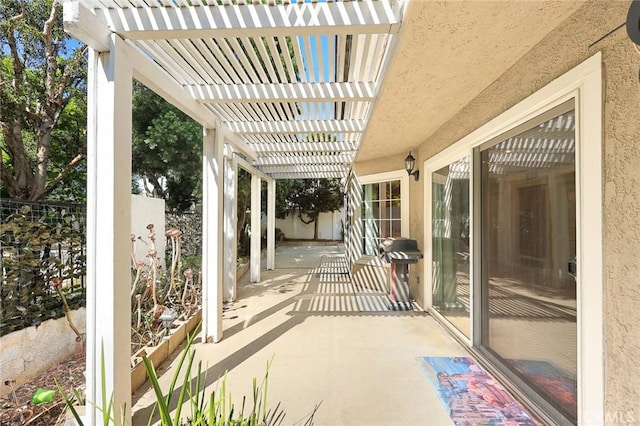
[432,157,470,338]
[480,104,577,422]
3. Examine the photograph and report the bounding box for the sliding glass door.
[428,100,579,423]
[431,157,470,338]
[479,102,577,421]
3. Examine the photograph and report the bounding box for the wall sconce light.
[404,151,419,181]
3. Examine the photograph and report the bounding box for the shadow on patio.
[132,242,465,426]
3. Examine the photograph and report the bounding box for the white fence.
[275,208,344,240]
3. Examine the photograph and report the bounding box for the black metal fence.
[0,199,86,336]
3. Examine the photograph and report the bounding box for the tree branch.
[44,0,63,116]
[56,45,88,108]
[9,0,26,22]
[7,2,26,99]
[37,154,85,200]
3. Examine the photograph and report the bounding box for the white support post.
[250,174,262,282]
[266,179,276,270]
[202,126,224,343]
[85,36,132,425]
[223,154,237,301]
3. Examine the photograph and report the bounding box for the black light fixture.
[404,151,419,181]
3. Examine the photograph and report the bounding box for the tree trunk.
[32,122,54,200]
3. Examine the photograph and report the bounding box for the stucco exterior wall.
[353,1,640,418]
[601,22,640,421]
[352,152,408,177]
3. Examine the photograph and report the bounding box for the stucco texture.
[601,24,640,421]
[354,0,640,418]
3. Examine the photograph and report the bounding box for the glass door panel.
[480,107,577,421]
[432,156,470,338]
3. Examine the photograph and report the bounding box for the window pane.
[371,183,379,200]
[381,220,390,238]
[390,180,400,199]
[480,109,577,421]
[380,199,389,219]
[361,180,403,255]
[391,220,401,237]
[372,201,380,218]
[381,181,390,200]
[391,199,401,219]
[431,156,470,338]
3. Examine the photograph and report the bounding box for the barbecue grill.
[378,237,423,310]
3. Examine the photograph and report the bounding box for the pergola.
[62,0,405,422]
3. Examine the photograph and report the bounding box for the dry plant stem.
[175,238,181,295]
[55,286,81,338]
[151,255,158,307]
[136,297,142,330]
[6,381,18,407]
[146,225,159,308]
[24,401,64,425]
[131,266,142,298]
[181,275,191,311]
[131,238,137,267]
[169,235,176,292]
[167,231,182,297]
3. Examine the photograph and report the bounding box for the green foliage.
[143,329,290,426]
[132,82,202,212]
[276,179,344,240]
[0,0,87,200]
[0,203,85,335]
[32,388,56,405]
[56,342,123,426]
[236,169,252,257]
[47,97,88,202]
[183,254,202,271]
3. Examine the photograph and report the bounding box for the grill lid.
[378,237,419,253]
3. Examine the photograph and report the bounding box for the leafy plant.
[143,328,289,426]
[50,329,317,426]
[0,203,85,336]
[56,342,124,426]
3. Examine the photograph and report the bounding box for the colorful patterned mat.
[420,357,539,425]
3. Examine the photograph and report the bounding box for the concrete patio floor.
[132,242,469,425]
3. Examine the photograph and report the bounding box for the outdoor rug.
[420,357,539,425]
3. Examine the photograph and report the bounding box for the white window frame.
[359,169,410,242]
[422,53,603,423]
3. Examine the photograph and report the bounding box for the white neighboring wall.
[275,208,344,240]
[0,308,86,397]
[131,194,166,268]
